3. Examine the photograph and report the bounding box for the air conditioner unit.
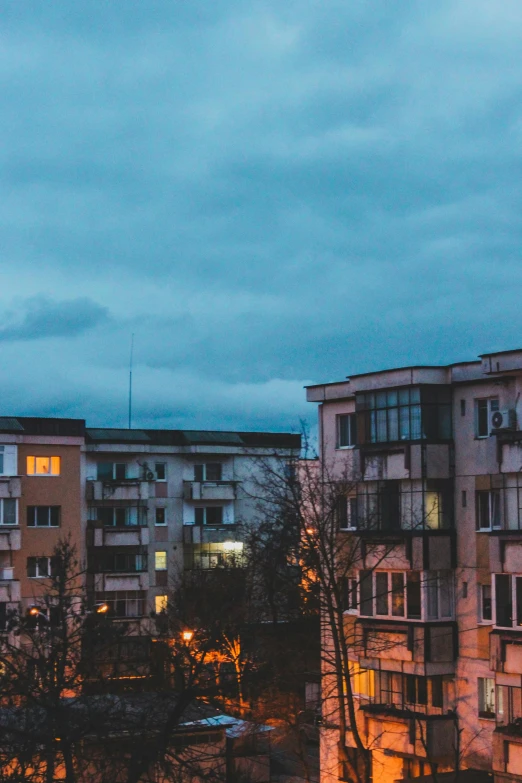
[490,409,516,431]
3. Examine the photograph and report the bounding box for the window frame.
[193,506,225,526]
[27,506,60,528]
[475,397,499,439]
[155,507,167,526]
[356,569,453,622]
[27,556,52,578]
[0,498,17,526]
[337,414,357,449]
[479,584,493,624]
[155,463,167,482]
[194,463,223,482]
[493,573,522,628]
[96,462,127,481]
[26,456,61,477]
[155,551,167,571]
[476,490,502,531]
[478,677,496,719]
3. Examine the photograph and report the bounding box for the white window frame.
[479,584,493,624]
[0,498,17,526]
[0,445,17,477]
[476,490,502,531]
[475,397,499,438]
[27,506,60,528]
[478,677,496,718]
[27,557,52,578]
[337,413,357,449]
[26,456,60,477]
[97,462,127,481]
[493,573,522,628]
[358,570,453,622]
[155,551,167,571]
[194,463,223,482]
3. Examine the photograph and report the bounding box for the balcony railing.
[183,481,238,501]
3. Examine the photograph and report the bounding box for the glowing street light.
[95,603,109,614]
[182,630,194,643]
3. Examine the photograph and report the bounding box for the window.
[194,463,222,481]
[356,386,452,444]
[341,577,358,611]
[478,677,495,718]
[405,675,427,706]
[0,499,17,525]
[0,445,17,476]
[194,507,224,526]
[27,506,60,528]
[494,574,522,628]
[462,490,467,508]
[96,591,145,618]
[460,399,466,416]
[337,496,357,531]
[155,595,168,614]
[431,676,443,708]
[426,571,453,620]
[27,557,51,578]
[351,662,375,698]
[155,508,166,526]
[406,572,421,619]
[97,463,127,481]
[26,456,60,476]
[155,551,167,571]
[98,553,147,573]
[479,584,492,622]
[476,490,501,530]
[93,507,146,527]
[155,463,166,481]
[476,398,499,438]
[337,414,357,448]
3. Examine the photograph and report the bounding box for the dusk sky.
[1,1,522,432]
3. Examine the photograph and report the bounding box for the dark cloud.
[1,1,522,429]
[0,297,109,342]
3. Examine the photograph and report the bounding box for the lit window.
[155,551,167,571]
[26,456,60,476]
[0,499,17,525]
[350,662,375,698]
[155,595,168,613]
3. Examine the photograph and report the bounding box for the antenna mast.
[128,333,134,429]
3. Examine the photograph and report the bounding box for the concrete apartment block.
[307,349,522,783]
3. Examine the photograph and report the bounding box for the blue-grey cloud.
[0,297,109,342]
[1,1,522,430]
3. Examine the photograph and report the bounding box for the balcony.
[0,573,20,602]
[90,525,149,548]
[86,480,154,502]
[184,525,242,545]
[0,528,21,551]
[493,725,522,779]
[183,481,237,501]
[93,572,149,593]
[0,477,21,499]
[357,619,457,671]
[365,710,455,763]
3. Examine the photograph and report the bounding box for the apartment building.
[0,416,85,620]
[306,349,522,783]
[84,427,300,629]
[0,417,299,638]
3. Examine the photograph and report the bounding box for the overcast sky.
[1,1,522,432]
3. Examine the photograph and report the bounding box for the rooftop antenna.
[128,333,134,429]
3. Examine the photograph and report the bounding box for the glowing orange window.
[26,456,61,476]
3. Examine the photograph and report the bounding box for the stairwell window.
[476,398,499,438]
[26,456,60,476]
[476,490,501,530]
[478,677,495,718]
[337,414,357,448]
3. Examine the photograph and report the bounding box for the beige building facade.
[307,349,522,783]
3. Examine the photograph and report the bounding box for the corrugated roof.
[0,417,24,432]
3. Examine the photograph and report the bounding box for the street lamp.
[182,630,194,643]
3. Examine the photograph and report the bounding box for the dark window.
[97,463,126,480]
[460,399,466,416]
[476,491,501,530]
[391,573,405,616]
[337,497,349,530]
[155,463,166,481]
[359,570,373,616]
[206,506,223,525]
[155,507,166,525]
[495,574,512,627]
[194,464,204,482]
[405,675,427,705]
[115,463,126,480]
[0,602,6,632]
[476,398,499,438]
[406,675,416,704]
[338,414,357,447]
[206,463,222,481]
[462,582,468,599]
[375,573,388,615]
[356,386,451,444]
[417,677,427,705]
[380,481,400,531]
[27,557,51,578]
[462,490,467,508]
[516,577,522,627]
[27,506,60,528]
[406,572,421,619]
[431,676,443,708]
[481,585,492,622]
